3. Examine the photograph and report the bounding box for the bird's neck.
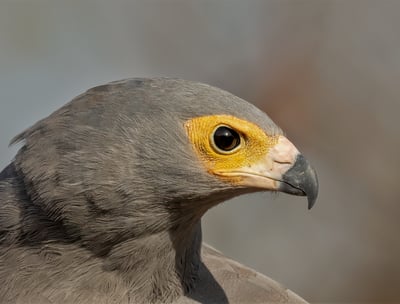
[104,220,203,303]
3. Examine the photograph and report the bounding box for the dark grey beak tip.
[307,187,317,210]
[280,154,319,210]
[308,199,315,210]
[305,162,319,210]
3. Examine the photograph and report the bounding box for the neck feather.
[103,221,202,303]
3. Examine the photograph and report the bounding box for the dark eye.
[212,126,241,152]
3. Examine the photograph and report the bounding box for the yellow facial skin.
[184,115,280,184]
[185,114,318,209]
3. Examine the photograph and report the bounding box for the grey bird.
[0,78,318,304]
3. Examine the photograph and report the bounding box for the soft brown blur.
[0,1,399,303]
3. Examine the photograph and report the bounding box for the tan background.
[0,1,399,303]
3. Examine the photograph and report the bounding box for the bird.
[0,78,318,304]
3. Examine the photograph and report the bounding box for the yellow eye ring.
[185,115,279,179]
[210,125,242,155]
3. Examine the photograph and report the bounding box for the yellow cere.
[184,115,279,182]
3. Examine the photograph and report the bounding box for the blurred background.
[1,1,399,303]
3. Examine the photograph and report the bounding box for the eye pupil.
[213,126,240,152]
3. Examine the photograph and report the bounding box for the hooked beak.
[279,154,319,209]
[216,136,319,209]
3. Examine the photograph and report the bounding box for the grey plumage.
[0,78,309,303]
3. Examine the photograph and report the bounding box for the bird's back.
[176,244,307,304]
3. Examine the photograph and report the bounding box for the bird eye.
[212,126,241,153]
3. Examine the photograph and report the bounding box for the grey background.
[1,1,399,303]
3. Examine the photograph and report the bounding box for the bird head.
[11,78,318,250]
